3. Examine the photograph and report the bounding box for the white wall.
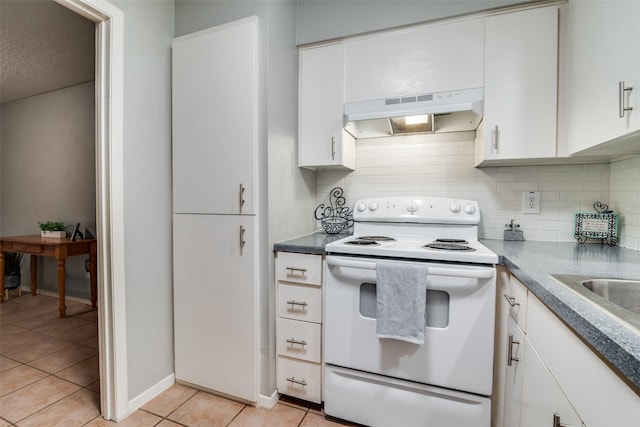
[610,155,640,250]
[296,0,530,44]
[0,82,96,298]
[108,0,175,401]
[316,133,618,243]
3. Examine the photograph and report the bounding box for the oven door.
[324,255,496,396]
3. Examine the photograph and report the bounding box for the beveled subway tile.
[2,335,72,363]
[55,355,100,386]
[168,391,245,427]
[0,355,21,373]
[84,410,162,426]
[141,383,197,417]
[17,388,100,427]
[0,364,48,397]
[27,343,97,374]
[229,403,306,427]
[0,375,80,423]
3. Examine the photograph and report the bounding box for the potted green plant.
[3,251,23,294]
[38,221,68,239]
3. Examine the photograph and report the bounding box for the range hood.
[344,87,483,139]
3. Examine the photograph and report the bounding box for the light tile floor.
[1,293,356,427]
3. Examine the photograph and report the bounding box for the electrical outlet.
[522,191,540,214]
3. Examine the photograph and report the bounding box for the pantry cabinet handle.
[507,333,520,366]
[239,226,246,254]
[239,184,246,213]
[286,376,307,386]
[503,294,520,307]
[331,137,336,161]
[491,125,499,152]
[286,300,308,307]
[553,413,572,427]
[619,81,633,118]
[286,338,307,346]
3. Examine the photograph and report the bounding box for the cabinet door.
[173,17,257,214]
[481,7,558,162]
[173,213,257,402]
[560,1,640,154]
[520,337,583,427]
[344,19,484,102]
[298,44,355,170]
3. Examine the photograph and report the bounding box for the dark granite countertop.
[481,240,640,393]
[273,232,350,255]
[273,234,640,392]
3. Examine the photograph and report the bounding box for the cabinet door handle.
[553,413,572,427]
[286,376,307,386]
[491,125,499,153]
[239,184,246,213]
[286,300,308,307]
[619,81,633,118]
[503,293,520,307]
[286,338,307,346]
[331,137,336,160]
[239,226,246,254]
[507,333,520,366]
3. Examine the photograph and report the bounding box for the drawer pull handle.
[286,300,308,307]
[286,267,307,274]
[619,81,633,118]
[286,338,307,346]
[507,333,520,367]
[553,413,572,427]
[286,376,307,386]
[503,294,520,307]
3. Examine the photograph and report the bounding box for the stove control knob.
[407,201,419,213]
[464,204,477,215]
[357,202,367,212]
[368,201,379,212]
[449,202,461,213]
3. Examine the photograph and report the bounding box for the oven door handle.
[326,258,494,279]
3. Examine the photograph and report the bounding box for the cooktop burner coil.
[356,236,396,242]
[422,242,476,251]
[345,239,380,246]
[435,238,469,244]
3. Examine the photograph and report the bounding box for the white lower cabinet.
[275,252,323,403]
[496,269,640,427]
[519,336,583,427]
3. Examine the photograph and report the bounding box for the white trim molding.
[55,0,127,421]
[128,374,175,414]
[258,391,279,410]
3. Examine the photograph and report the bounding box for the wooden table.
[0,235,97,317]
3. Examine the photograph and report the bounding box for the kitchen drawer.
[12,242,43,254]
[277,356,322,403]
[278,283,322,323]
[277,318,321,363]
[276,252,322,286]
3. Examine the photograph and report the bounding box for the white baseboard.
[258,390,279,409]
[128,373,175,414]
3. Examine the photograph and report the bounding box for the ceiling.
[0,0,95,104]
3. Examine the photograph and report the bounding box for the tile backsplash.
[314,132,635,245]
[610,155,640,251]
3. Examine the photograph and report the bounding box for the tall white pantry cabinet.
[172,17,259,403]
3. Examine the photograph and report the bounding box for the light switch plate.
[523,191,540,214]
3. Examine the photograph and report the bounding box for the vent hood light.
[344,87,483,139]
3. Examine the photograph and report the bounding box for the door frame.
[54,0,127,421]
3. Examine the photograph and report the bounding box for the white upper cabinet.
[559,0,640,155]
[476,6,559,165]
[298,43,355,170]
[172,19,257,214]
[344,19,484,103]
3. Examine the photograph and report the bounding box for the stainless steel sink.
[551,274,640,331]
